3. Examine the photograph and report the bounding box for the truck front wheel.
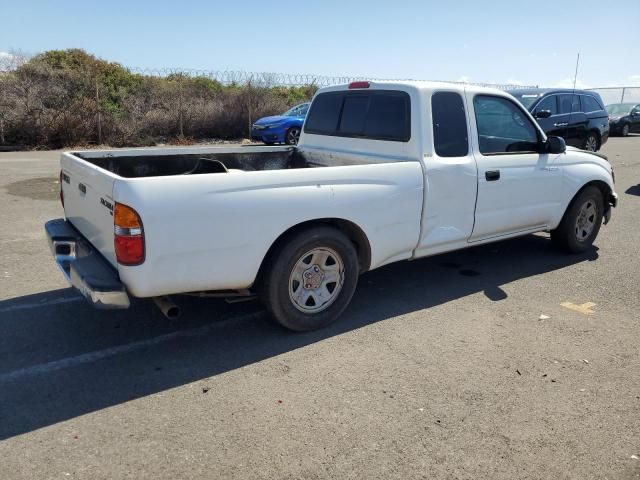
[261,226,359,331]
[551,186,604,253]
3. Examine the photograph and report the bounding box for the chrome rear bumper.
[45,219,130,309]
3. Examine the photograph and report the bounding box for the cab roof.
[319,80,508,96]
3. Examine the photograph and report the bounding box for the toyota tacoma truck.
[45,81,618,331]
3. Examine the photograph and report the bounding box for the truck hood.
[566,146,608,162]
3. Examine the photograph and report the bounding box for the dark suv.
[606,103,640,136]
[510,89,609,151]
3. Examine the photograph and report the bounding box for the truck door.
[415,91,477,257]
[467,93,562,241]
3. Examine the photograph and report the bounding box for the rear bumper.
[45,219,130,309]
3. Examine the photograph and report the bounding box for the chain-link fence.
[589,87,640,106]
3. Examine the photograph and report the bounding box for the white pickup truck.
[46,81,618,331]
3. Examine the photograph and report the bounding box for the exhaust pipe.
[153,296,181,319]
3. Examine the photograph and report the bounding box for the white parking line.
[0,311,263,383]
[0,296,83,313]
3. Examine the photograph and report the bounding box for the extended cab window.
[431,91,468,157]
[305,91,410,141]
[473,95,539,154]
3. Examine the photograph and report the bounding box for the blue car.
[251,102,310,145]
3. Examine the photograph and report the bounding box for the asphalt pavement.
[0,140,639,479]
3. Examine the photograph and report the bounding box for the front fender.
[555,151,617,227]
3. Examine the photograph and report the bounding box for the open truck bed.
[74,145,309,177]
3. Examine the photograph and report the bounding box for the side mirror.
[535,109,552,119]
[545,136,566,154]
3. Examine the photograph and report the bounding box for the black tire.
[582,132,599,152]
[260,226,359,331]
[285,127,301,145]
[622,123,630,137]
[550,186,604,253]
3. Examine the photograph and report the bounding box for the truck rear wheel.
[550,186,604,253]
[260,226,359,331]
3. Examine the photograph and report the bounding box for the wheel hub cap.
[303,265,324,289]
[289,247,345,313]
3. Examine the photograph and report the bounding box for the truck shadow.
[625,184,640,197]
[0,233,598,440]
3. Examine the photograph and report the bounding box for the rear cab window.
[304,90,411,142]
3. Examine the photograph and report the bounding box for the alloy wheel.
[584,135,598,152]
[287,128,300,145]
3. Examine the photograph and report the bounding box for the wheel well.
[557,180,613,228]
[573,180,613,213]
[581,180,611,199]
[255,219,372,288]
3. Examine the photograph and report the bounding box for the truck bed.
[74,147,309,178]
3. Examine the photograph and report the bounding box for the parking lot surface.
[1,140,639,480]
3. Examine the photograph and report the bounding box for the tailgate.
[60,152,118,267]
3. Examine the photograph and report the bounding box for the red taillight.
[114,203,145,265]
[59,170,64,208]
[114,235,145,265]
[348,81,370,89]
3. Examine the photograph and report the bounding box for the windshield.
[283,103,310,117]
[510,93,541,110]
[606,104,633,115]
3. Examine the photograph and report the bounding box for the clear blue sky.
[1,0,639,87]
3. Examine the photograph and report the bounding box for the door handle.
[542,166,559,171]
[485,170,500,181]
[554,122,568,127]
[78,183,87,194]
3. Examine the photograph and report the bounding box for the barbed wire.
[126,67,537,91]
[4,59,639,94]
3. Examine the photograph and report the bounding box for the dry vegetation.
[0,49,317,148]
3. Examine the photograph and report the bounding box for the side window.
[535,95,558,115]
[558,94,581,114]
[431,91,468,157]
[473,95,539,154]
[304,93,343,134]
[582,95,602,112]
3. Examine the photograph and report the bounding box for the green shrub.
[0,49,316,148]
